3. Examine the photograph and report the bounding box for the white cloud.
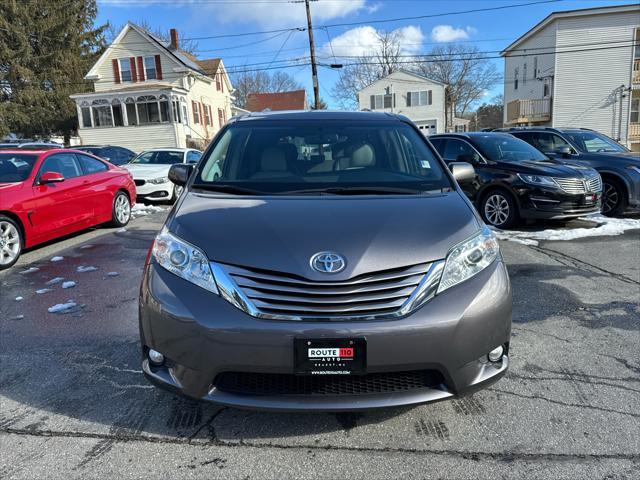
[430,25,477,43]
[212,0,368,27]
[321,25,424,58]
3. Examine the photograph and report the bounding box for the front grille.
[553,174,602,194]
[214,370,445,396]
[219,262,432,318]
[134,179,146,186]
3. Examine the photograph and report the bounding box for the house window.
[204,104,211,125]
[159,94,170,122]
[144,56,157,80]
[523,63,527,86]
[112,99,124,126]
[514,67,519,90]
[182,102,189,125]
[218,108,224,128]
[455,124,467,133]
[631,98,639,123]
[80,103,92,128]
[543,78,551,98]
[407,91,432,107]
[533,57,538,79]
[172,99,181,123]
[136,95,160,124]
[119,58,132,82]
[192,101,201,124]
[369,94,393,110]
[91,99,113,127]
[125,97,137,125]
[216,75,221,91]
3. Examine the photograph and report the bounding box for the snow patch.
[50,256,64,262]
[48,302,77,313]
[77,266,98,273]
[106,272,119,277]
[11,315,24,320]
[79,244,93,249]
[62,281,76,289]
[19,267,39,274]
[36,288,52,294]
[46,277,65,285]
[493,215,640,246]
[117,228,127,233]
[15,296,23,302]
[131,204,166,218]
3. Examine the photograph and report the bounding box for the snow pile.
[77,266,98,273]
[15,296,23,302]
[131,204,166,218]
[46,277,64,285]
[19,267,39,274]
[36,288,52,294]
[117,228,127,233]
[50,256,64,262]
[48,302,77,313]
[493,215,640,246]
[62,281,76,289]
[11,315,24,320]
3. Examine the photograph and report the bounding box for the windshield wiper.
[282,186,447,195]
[190,183,266,195]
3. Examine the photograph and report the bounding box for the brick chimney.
[169,28,178,50]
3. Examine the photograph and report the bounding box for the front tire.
[111,191,131,227]
[480,189,518,229]
[601,177,627,217]
[0,216,22,270]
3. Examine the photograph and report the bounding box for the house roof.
[501,4,640,55]
[358,69,447,92]
[245,90,308,112]
[196,58,222,78]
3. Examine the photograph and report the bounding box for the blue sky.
[96,0,638,108]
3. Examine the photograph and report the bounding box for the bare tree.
[412,45,500,120]
[331,30,403,109]
[232,69,303,109]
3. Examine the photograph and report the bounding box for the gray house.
[501,4,640,152]
[357,70,469,135]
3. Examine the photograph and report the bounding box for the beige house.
[70,23,233,152]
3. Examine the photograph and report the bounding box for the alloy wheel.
[0,221,21,266]
[115,195,131,224]
[601,182,619,215]
[484,194,510,227]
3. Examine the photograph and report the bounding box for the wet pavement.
[0,210,639,479]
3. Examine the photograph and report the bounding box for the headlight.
[517,173,557,188]
[437,226,500,294]
[147,176,169,185]
[152,227,219,294]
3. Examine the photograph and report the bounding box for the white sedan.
[125,148,201,202]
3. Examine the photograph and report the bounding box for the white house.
[70,23,234,152]
[357,70,469,135]
[501,4,640,151]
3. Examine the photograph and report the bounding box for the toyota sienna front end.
[139,111,512,411]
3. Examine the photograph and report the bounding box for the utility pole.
[304,0,320,109]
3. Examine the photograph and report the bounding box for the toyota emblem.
[310,252,346,274]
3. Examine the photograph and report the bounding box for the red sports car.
[0,149,136,269]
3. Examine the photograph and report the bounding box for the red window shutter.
[137,57,145,81]
[130,57,137,82]
[192,101,198,123]
[112,59,120,84]
[199,103,205,125]
[218,108,223,128]
[155,55,163,80]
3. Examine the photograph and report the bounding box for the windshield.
[563,131,628,153]
[471,134,549,163]
[0,153,39,183]
[194,121,451,195]
[131,151,184,165]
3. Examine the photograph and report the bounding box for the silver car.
[139,111,512,411]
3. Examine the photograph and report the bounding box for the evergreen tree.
[0,0,107,140]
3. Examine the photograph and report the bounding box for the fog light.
[148,349,164,365]
[488,345,504,363]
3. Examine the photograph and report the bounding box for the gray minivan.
[139,111,512,411]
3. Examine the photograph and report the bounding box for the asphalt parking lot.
[1,209,639,479]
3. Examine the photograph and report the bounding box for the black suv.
[74,145,136,166]
[430,133,601,228]
[500,128,640,216]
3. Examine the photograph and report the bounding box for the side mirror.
[449,162,475,184]
[168,163,193,187]
[40,171,65,184]
[554,145,572,157]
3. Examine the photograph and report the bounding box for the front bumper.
[134,180,173,201]
[139,259,512,411]
[514,186,601,220]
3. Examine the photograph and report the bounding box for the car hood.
[590,151,640,165]
[124,164,172,178]
[504,159,595,178]
[168,191,480,279]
